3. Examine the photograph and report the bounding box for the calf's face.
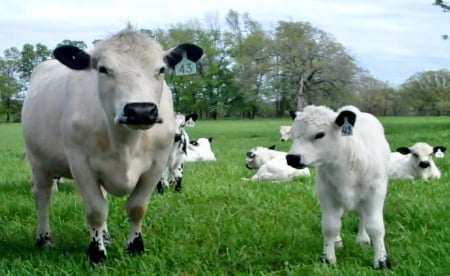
[396,142,446,169]
[279,126,291,142]
[246,146,275,169]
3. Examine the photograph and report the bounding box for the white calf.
[286,105,391,269]
[279,126,292,142]
[186,137,216,162]
[244,145,310,181]
[389,142,446,180]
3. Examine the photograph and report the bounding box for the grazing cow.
[156,112,193,193]
[389,142,446,180]
[186,137,216,162]
[286,105,391,269]
[243,145,310,181]
[279,126,292,142]
[21,27,203,264]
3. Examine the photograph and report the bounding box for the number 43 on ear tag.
[175,52,197,76]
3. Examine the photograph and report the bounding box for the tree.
[0,57,21,122]
[270,21,358,111]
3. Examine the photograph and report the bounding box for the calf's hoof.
[374,256,392,270]
[36,233,54,248]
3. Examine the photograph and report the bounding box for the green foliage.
[1,117,450,274]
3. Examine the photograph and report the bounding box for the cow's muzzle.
[286,154,307,169]
[116,102,163,126]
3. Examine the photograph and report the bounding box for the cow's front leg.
[32,169,54,248]
[363,205,391,269]
[174,164,184,192]
[320,206,343,265]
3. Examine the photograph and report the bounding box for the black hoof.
[36,233,53,248]
[376,256,392,270]
[320,253,330,264]
[127,233,144,255]
[175,185,182,192]
[156,181,164,194]
[87,240,107,264]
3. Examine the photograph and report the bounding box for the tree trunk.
[296,76,308,111]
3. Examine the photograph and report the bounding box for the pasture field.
[0,116,450,275]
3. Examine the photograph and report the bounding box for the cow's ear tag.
[175,52,197,76]
[341,117,353,136]
[435,148,445,158]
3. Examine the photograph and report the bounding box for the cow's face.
[53,29,203,130]
[286,106,356,169]
[246,146,275,169]
[396,142,444,169]
[279,126,291,142]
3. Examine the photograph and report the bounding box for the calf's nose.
[418,161,430,168]
[286,154,304,169]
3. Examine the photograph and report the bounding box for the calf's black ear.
[396,147,411,155]
[186,113,198,122]
[268,145,276,150]
[335,110,356,127]
[289,111,297,120]
[53,45,91,70]
[208,137,213,143]
[164,43,203,68]
[434,146,447,153]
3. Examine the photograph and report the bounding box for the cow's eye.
[412,153,419,158]
[314,132,325,140]
[158,67,165,75]
[98,66,109,74]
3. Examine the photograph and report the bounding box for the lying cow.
[286,105,391,269]
[243,145,310,181]
[21,26,203,264]
[157,112,196,193]
[186,137,216,162]
[279,126,292,142]
[389,142,446,180]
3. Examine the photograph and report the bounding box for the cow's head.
[286,105,357,169]
[53,28,203,130]
[396,142,446,169]
[245,145,277,169]
[279,125,291,142]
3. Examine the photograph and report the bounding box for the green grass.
[1,117,450,275]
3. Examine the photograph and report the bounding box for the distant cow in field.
[21,27,203,264]
[243,145,310,181]
[279,126,292,142]
[186,137,216,162]
[185,113,198,127]
[389,142,446,180]
[286,105,391,269]
[156,112,196,194]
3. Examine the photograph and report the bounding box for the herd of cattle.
[19,26,446,269]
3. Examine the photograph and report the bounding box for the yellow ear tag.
[175,52,197,76]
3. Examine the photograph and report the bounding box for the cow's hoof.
[36,233,53,248]
[175,186,182,192]
[320,253,330,264]
[156,182,164,194]
[127,233,144,255]
[87,240,107,264]
[375,256,392,270]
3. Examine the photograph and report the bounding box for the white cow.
[243,145,310,181]
[21,27,203,264]
[286,105,391,269]
[279,126,292,142]
[156,112,196,193]
[389,142,446,180]
[186,137,216,162]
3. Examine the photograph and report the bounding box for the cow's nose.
[121,102,162,125]
[418,161,430,168]
[286,154,305,169]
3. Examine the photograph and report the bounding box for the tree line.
[1,10,450,122]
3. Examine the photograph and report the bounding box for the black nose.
[418,161,430,168]
[122,102,160,125]
[286,154,305,169]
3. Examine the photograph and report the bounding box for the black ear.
[208,137,213,143]
[396,147,411,155]
[186,113,198,122]
[434,146,447,153]
[289,111,297,120]
[53,45,91,70]
[164,43,203,69]
[268,145,276,150]
[335,110,356,127]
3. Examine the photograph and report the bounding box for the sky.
[0,0,449,86]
